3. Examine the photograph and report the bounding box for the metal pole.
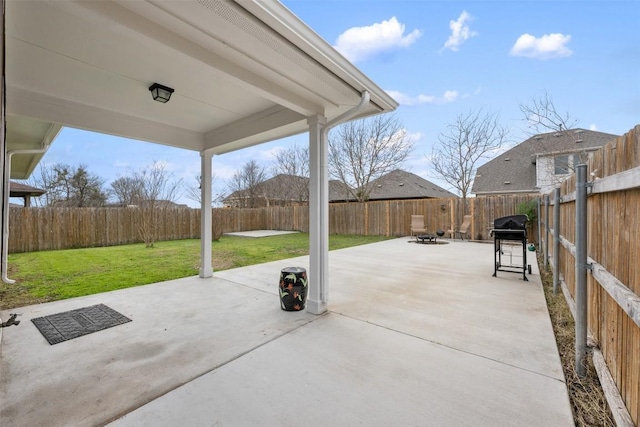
[537,197,542,249]
[553,187,560,295]
[544,194,550,270]
[575,164,588,378]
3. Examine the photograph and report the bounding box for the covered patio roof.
[4,0,396,178]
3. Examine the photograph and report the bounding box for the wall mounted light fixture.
[149,83,174,103]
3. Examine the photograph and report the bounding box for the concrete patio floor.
[0,238,574,426]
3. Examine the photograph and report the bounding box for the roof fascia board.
[474,190,539,195]
[208,121,306,155]
[204,106,305,151]
[8,88,204,151]
[239,0,398,112]
[20,123,64,177]
[536,147,601,157]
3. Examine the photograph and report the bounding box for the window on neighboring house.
[554,155,570,175]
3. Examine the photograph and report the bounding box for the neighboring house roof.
[365,170,457,200]
[472,128,618,195]
[223,170,456,205]
[9,181,46,207]
[223,174,310,205]
[329,180,356,202]
[9,181,46,197]
[105,200,190,209]
[148,200,190,209]
[260,174,309,202]
[223,174,357,204]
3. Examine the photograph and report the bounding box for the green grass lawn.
[1,233,392,310]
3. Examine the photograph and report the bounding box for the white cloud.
[510,33,573,60]
[442,11,477,52]
[406,131,424,143]
[211,163,239,181]
[334,17,421,63]
[386,89,459,106]
[260,146,284,160]
[589,123,598,131]
[442,90,458,103]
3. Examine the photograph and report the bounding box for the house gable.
[366,170,456,200]
[472,128,618,196]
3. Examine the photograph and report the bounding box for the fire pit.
[491,214,530,281]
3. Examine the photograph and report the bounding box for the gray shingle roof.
[328,180,356,202]
[223,174,307,203]
[366,170,456,200]
[472,128,618,195]
[223,170,456,204]
[223,174,356,203]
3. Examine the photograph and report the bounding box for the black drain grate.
[31,304,131,345]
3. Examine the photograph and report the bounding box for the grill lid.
[493,214,528,230]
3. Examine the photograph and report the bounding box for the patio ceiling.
[4,0,397,179]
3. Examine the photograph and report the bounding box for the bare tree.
[29,163,107,207]
[270,143,309,204]
[430,109,508,210]
[26,162,59,207]
[329,113,414,202]
[520,91,586,190]
[128,161,183,247]
[520,91,578,136]
[225,160,268,208]
[185,173,223,206]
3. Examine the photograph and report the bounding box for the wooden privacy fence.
[329,195,539,240]
[8,195,539,254]
[542,125,640,426]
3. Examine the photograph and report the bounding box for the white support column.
[199,151,213,278]
[0,1,6,281]
[307,114,328,314]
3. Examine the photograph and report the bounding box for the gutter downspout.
[315,90,370,305]
[323,91,370,137]
[2,149,47,283]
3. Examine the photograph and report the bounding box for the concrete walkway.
[0,238,573,426]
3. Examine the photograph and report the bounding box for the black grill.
[491,214,530,281]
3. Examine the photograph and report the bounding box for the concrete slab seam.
[331,311,568,385]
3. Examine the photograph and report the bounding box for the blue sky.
[31,1,640,207]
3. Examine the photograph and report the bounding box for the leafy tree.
[329,113,413,202]
[430,109,508,211]
[30,163,108,207]
[110,176,143,206]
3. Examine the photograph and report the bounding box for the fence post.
[575,164,588,378]
[553,187,560,295]
[544,194,550,270]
